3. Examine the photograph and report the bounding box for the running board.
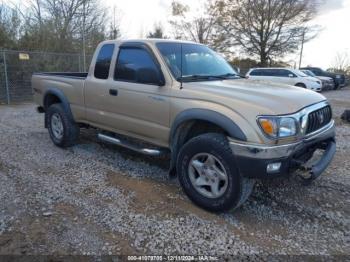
[97,133,166,156]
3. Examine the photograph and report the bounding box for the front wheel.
[177,133,255,212]
[46,103,79,148]
[295,83,306,88]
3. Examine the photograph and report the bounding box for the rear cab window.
[94,44,115,79]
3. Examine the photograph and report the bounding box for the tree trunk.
[260,51,268,67]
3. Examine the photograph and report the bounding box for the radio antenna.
[180,44,183,89]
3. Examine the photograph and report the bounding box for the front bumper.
[229,120,336,180]
[322,81,335,90]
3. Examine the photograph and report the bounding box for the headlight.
[258,117,297,138]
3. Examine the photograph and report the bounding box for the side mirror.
[137,68,164,86]
[288,74,295,78]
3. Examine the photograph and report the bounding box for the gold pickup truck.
[32,39,336,212]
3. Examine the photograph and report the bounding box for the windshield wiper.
[177,73,239,82]
[215,73,240,79]
[177,75,213,82]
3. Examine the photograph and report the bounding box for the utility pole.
[113,6,116,39]
[298,30,305,69]
[82,1,86,72]
[3,51,10,104]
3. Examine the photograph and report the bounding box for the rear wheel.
[177,133,255,212]
[46,103,79,148]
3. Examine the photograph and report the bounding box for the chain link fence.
[0,50,92,104]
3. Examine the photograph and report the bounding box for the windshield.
[294,69,309,77]
[156,42,238,81]
[301,70,316,77]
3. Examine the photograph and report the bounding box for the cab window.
[94,44,115,79]
[114,47,161,85]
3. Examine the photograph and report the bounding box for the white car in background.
[246,68,322,92]
[301,69,335,90]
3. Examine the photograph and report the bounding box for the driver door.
[107,44,171,145]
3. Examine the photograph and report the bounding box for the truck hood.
[304,76,321,82]
[317,76,333,81]
[184,79,326,115]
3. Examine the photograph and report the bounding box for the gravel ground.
[0,88,349,258]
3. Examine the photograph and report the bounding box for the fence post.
[2,51,10,105]
[78,54,81,72]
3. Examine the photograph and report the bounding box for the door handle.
[109,89,118,96]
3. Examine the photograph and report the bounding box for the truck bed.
[32,72,87,121]
[33,72,88,79]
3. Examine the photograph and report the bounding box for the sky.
[106,0,350,69]
[300,0,350,69]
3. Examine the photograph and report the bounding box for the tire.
[295,83,306,88]
[46,103,79,148]
[177,133,255,212]
[333,79,339,90]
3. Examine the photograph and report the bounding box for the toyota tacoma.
[32,39,336,212]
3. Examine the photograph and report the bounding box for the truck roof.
[249,67,298,71]
[99,38,199,46]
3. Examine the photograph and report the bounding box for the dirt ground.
[0,87,349,259]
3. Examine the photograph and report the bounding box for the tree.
[108,6,122,39]
[0,4,21,49]
[212,0,320,66]
[169,1,220,47]
[147,24,168,39]
[15,0,109,54]
[330,51,350,73]
[229,57,259,74]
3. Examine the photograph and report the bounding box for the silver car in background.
[301,70,335,91]
[246,68,322,92]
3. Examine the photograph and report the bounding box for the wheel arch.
[43,88,74,127]
[170,109,247,142]
[168,109,247,176]
[295,82,306,88]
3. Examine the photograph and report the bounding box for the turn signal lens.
[258,118,277,137]
[258,116,298,138]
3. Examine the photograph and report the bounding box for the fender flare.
[170,108,247,143]
[43,87,75,125]
[168,109,247,177]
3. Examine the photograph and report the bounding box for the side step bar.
[98,133,167,156]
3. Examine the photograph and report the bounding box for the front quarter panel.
[169,85,265,144]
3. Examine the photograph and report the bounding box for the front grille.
[306,106,332,134]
